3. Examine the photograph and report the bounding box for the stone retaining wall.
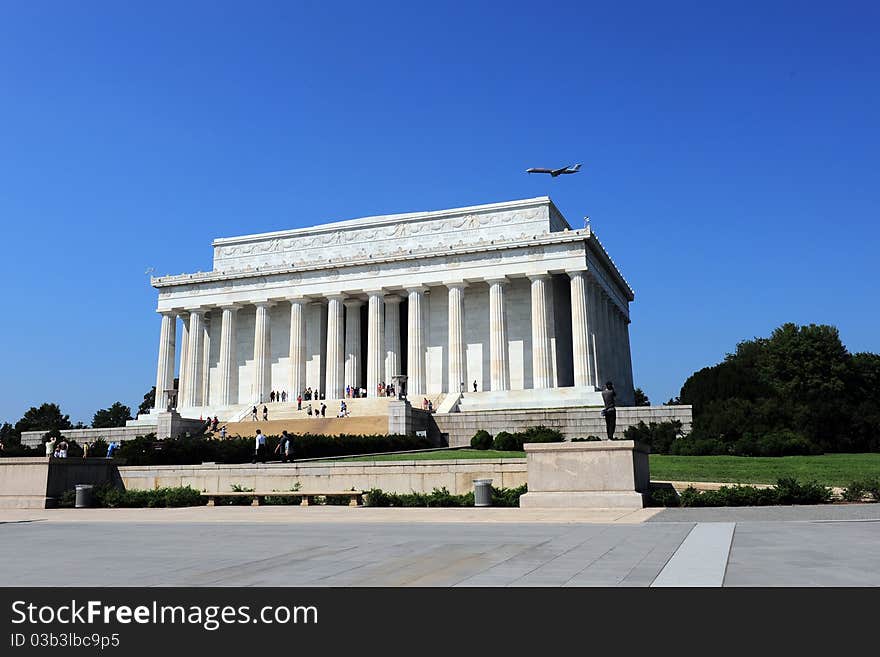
[433,405,693,447]
[120,459,527,496]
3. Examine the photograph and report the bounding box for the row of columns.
[154,270,633,410]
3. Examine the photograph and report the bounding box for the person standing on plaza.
[262,405,269,421]
[473,380,478,392]
[254,429,266,463]
[251,405,258,421]
[45,436,56,459]
[297,393,302,411]
[601,381,617,440]
[320,402,326,418]
[279,430,293,463]
[82,442,90,459]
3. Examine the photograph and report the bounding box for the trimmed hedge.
[492,426,564,451]
[59,485,204,508]
[650,477,834,507]
[365,484,527,508]
[114,433,432,466]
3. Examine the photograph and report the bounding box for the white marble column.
[366,292,385,397]
[177,312,190,405]
[529,274,553,389]
[568,271,593,388]
[288,299,306,400]
[153,312,177,411]
[622,314,635,402]
[446,283,467,394]
[586,281,600,387]
[200,311,212,406]
[600,291,616,388]
[253,302,272,403]
[610,303,624,392]
[487,279,510,391]
[344,300,363,394]
[384,295,402,382]
[325,295,345,398]
[217,306,238,406]
[182,310,204,408]
[407,287,426,396]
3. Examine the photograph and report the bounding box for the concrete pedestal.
[519,440,649,509]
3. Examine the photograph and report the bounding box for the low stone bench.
[202,490,364,507]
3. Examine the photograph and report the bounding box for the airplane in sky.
[525,163,581,177]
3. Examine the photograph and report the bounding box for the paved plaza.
[2,504,878,586]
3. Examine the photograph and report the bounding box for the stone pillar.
[609,302,622,392]
[602,292,619,390]
[622,314,635,402]
[589,280,601,389]
[325,295,345,398]
[407,287,426,396]
[384,295,402,381]
[529,274,553,389]
[217,306,238,406]
[344,299,363,395]
[568,271,593,388]
[153,312,177,411]
[288,299,306,400]
[253,302,272,403]
[487,278,510,391]
[612,306,628,398]
[446,283,467,394]
[181,310,204,408]
[201,311,212,406]
[177,312,190,405]
[366,292,385,397]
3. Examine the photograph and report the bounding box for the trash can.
[473,479,493,507]
[74,484,94,509]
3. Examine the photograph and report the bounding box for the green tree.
[92,402,133,429]
[14,403,72,437]
[677,323,880,454]
[633,388,650,406]
[0,422,18,448]
[138,387,156,416]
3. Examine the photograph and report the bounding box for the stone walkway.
[1,504,878,586]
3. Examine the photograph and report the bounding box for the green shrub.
[491,426,564,451]
[842,481,867,502]
[492,431,518,451]
[492,484,527,507]
[571,436,602,442]
[114,432,432,466]
[364,484,526,508]
[646,484,679,507]
[519,426,564,445]
[623,421,681,454]
[90,485,204,508]
[470,430,493,450]
[678,478,832,507]
[773,477,832,505]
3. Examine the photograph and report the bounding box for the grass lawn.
[330,449,526,462]
[649,453,880,487]
[329,449,880,486]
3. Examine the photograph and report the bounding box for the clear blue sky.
[1,1,878,425]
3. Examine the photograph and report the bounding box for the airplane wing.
[551,166,569,176]
[526,168,553,174]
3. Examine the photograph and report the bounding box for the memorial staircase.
[456,387,604,412]
[210,397,395,438]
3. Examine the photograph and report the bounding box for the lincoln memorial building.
[140,196,636,427]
